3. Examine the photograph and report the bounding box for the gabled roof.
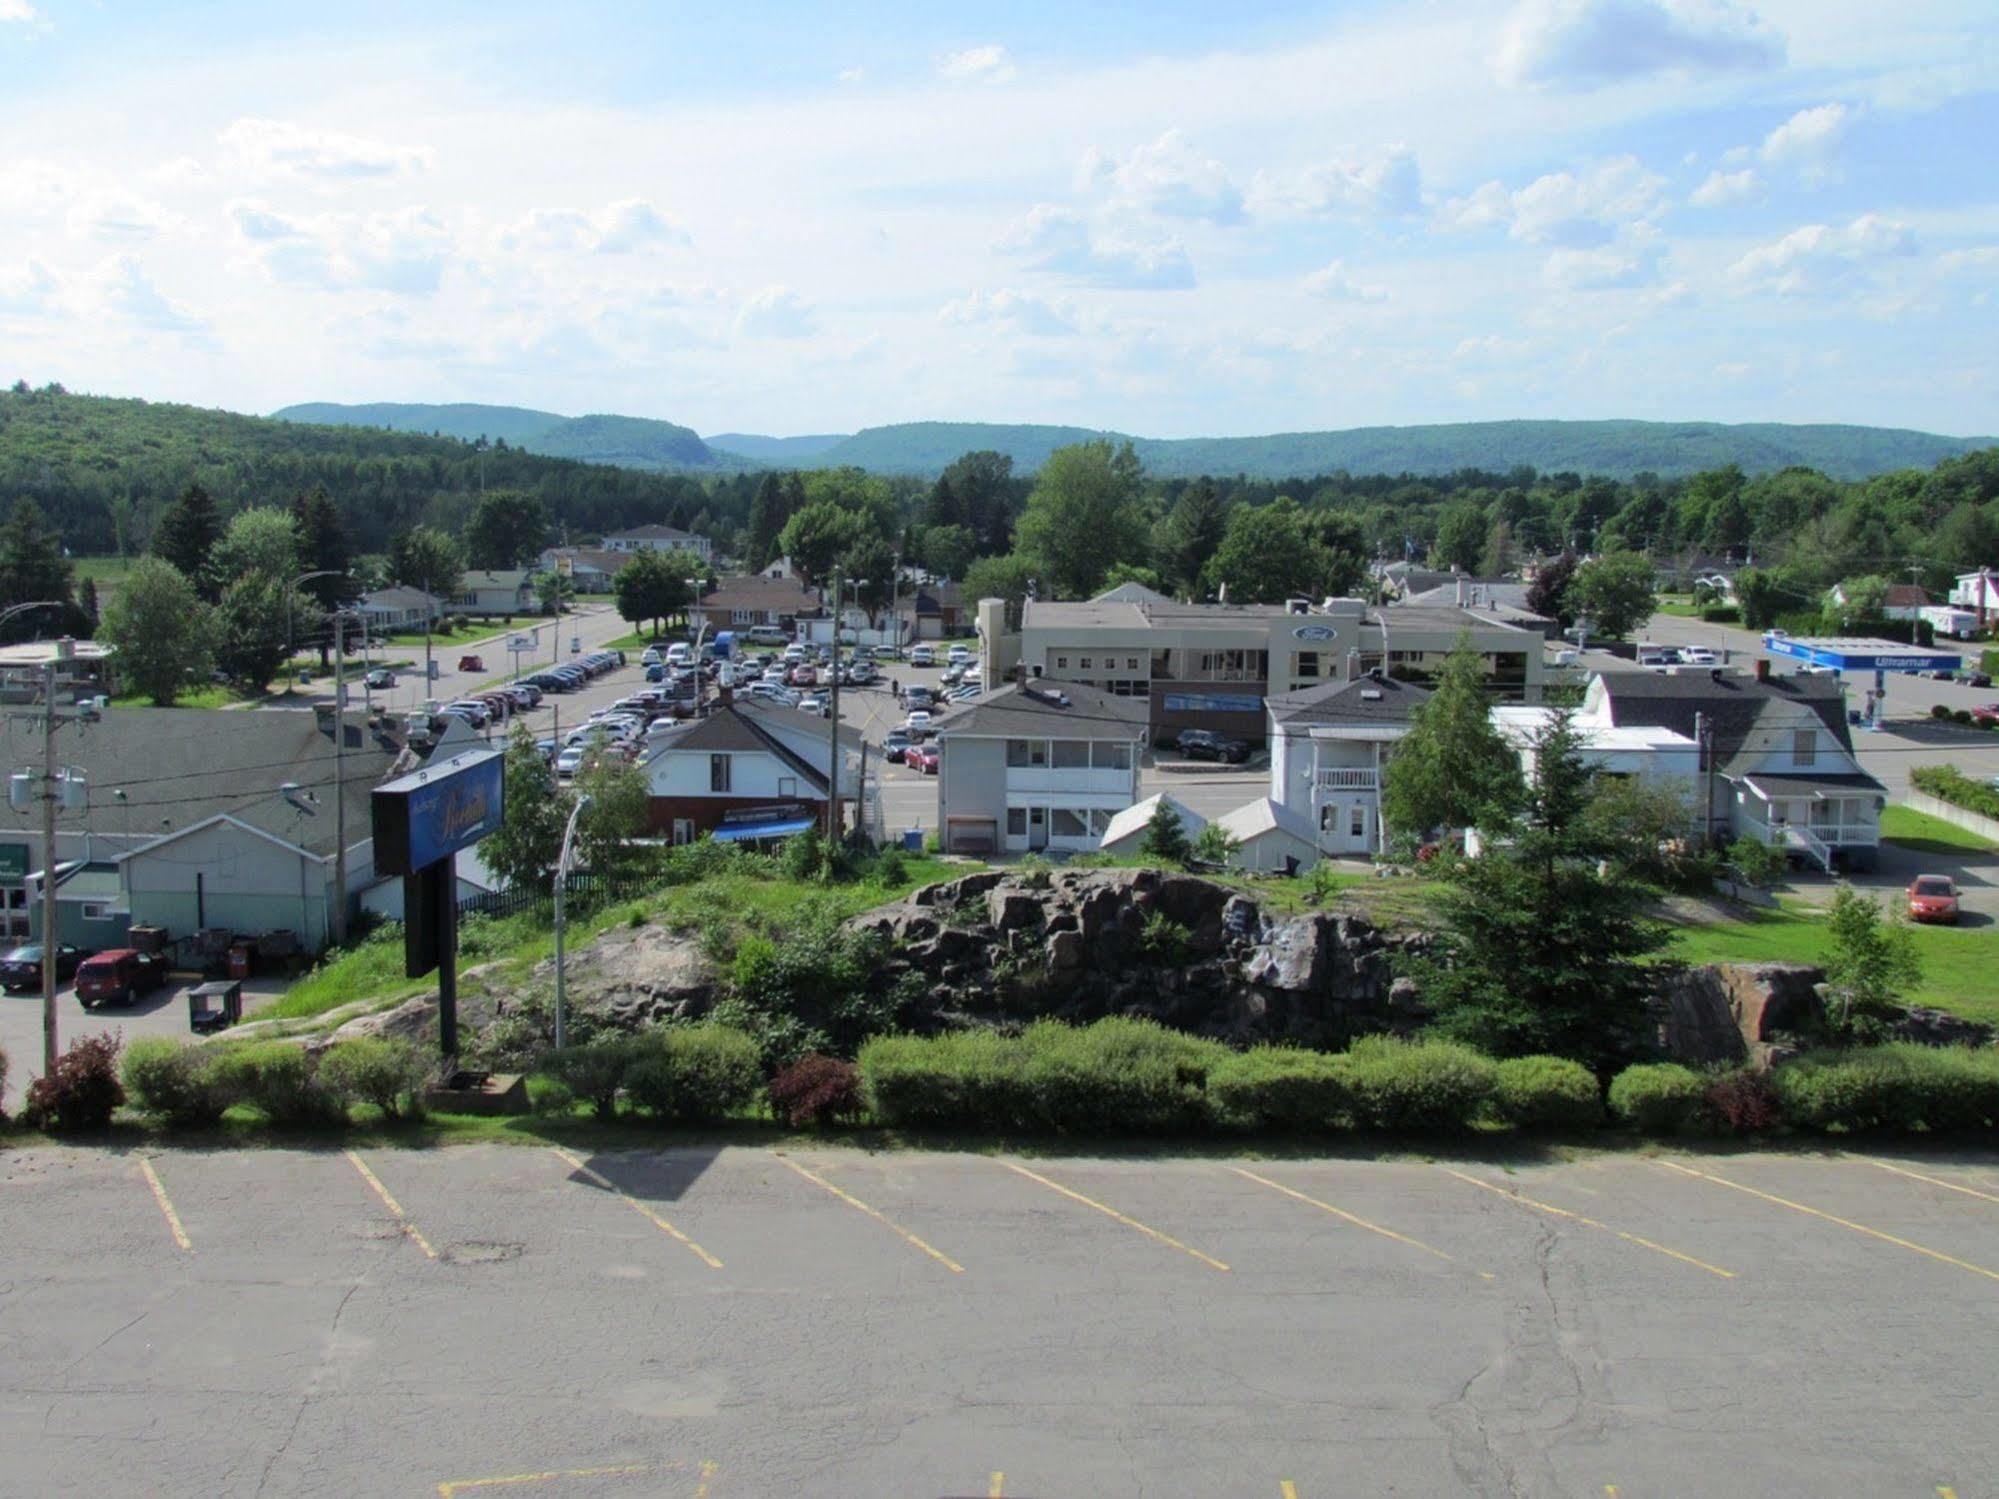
[1092,580,1175,605]
[360,586,441,612]
[639,700,853,790]
[694,575,818,612]
[1884,583,1930,608]
[460,569,532,590]
[1266,673,1431,728]
[608,523,705,543]
[931,678,1149,741]
[1589,669,1875,784]
[1213,796,1316,845]
[1100,793,1206,848]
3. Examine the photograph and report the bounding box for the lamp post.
[0,600,68,1076]
[291,572,353,947]
[552,792,593,1051]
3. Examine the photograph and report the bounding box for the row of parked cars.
[433,650,629,732]
[2,942,171,1008]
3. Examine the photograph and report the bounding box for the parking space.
[7,1142,1999,1495]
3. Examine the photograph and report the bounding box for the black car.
[1,943,85,992]
[1177,728,1250,763]
[882,729,912,763]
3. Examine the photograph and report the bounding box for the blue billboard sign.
[371,748,505,877]
[1761,632,1962,675]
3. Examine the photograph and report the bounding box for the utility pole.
[332,610,348,948]
[1696,710,1717,850]
[39,662,59,1076]
[552,794,592,1051]
[825,567,843,841]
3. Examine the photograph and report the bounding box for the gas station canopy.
[1761,632,1963,675]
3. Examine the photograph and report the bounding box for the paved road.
[6,1140,1999,1496]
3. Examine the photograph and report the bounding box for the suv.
[76,949,171,1009]
[1177,728,1250,763]
[909,644,936,667]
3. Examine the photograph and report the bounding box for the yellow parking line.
[551,1148,722,1270]
[1280,1482,1300,1499]
[138,1157,192,1253]
[1439,1167,1734,1280]
[1937,1487,1958,1499]
[1864,1157,1999,1208]
[436,1462,654,1496]
[774,1153,964,1274]
[1232,1167,1488,1276]
[1659,1160,1999,1287]
[1000,1161,1229,1272]
[695,1460,717,1499]
[989,1472,1004,1498]
[344,1150,437,1260]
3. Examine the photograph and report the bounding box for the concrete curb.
[1905,791,1999,844]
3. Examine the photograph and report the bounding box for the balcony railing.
[1315,768,1379,791]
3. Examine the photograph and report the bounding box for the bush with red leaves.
[23,1032,125,1133]
[1703,1068,1781,1134]
[767,1053,863,1129]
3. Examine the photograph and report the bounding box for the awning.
[1740,773,1886,802]
[708,817,817,842]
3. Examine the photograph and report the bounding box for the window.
[1051,740,1091,769]
[1079,656,1094,671]
[1055,656,1069,670]
[710,754,732,792]
[1793,729,1816,765]
[1007,808,1028,836]
[1349,805,1365,839]
[1127,656,1140,671]
[777,777,797,797]
[1006,739,1048,767]
[1088,808,1114,835]
[672,819,695,846]
[82,902,110,922]
[1297,652,1321,679]
[1092,741,1132,770]
[732,609,753,624]
[1050,808,1090,838]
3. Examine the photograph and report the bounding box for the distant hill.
[814,418,1993,481]
[273,401,742,473]
[705,432,848,463]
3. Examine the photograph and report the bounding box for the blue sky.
[2,0,1995,439]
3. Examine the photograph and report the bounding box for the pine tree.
[1379,633,1523,840]
[0,498,75,624]
[1156,480,1230,595]
[77,575,99,628]
[1138,800,1192,866]
[925,474,966,530]
[746,473,790,570]
[152,483,224,600]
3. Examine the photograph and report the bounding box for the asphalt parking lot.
[6,1140,1999,1497]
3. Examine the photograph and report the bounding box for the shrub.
[122,1038,229,1127]
[22,1033,124,1133]
[622,1025,762,1124]
[1489,1055,1601,1130]
[1130,911,1193,968]
[1016,1018,1225,1135]
[871,847,908,887]
[1207,1048,1354,1132]
[1953,708,1973,726]
[714,917,895,1068]
[526,1074,577,1117]
[1911,764,1999,821]
[209,1041,342,1128]
[768,1053,864,1128]
[1343,1036,1497,1132]
[1699,604,1740,623]
[1773,1045,1999,1133]
[1702,1068,1781,1134]
[1606,1062,1706,1133]
[318,1037,431,1120]
[857,1030,1024,1132]
[544,1038,638,1120]
[1931,704,1952,721]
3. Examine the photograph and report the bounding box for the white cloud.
[1450,155,1664,246]
[1728,213,1917,294]
[736,285,818,338]
[0,260,59,317]
[1760,102,1853,183]
[1689,167,1760,207]
[230,202,450,295]
[938,288,1079,336]
[836,66,865,84]
[1250,145,1423,219]
[504,199,688,255]
[937,45,1016,85]
[1544,238,1665,290]
[1301,260,1389,302]
[68,192,170,242]
[0,0,40,23]
[1495,0,1785,89]
[103,257,209,337]
[219,117,431,181]
[998,204,1196,290]
[1081,131,1244,226]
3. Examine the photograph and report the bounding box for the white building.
[604,524,714,564]
[1098,793,1206,859]
[932,678,1148,855]
[1210,797,1320,874]
[639,699,860,844]
[1490,705,1702,785]
[1265,673,1431,858]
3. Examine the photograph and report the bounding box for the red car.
[1972,703,1999,726]
[76,949,172,1009]
[1907,874,1961,924]
[906,744,940,774]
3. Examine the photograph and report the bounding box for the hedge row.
[1911,764,1999,819]
[122,1036,431,1128]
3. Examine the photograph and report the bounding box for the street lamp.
[552,792,593,1050]
[291,570,356,948]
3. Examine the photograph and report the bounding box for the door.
[1027,806,1048,851]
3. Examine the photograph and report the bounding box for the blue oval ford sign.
[1292,624,1338,642]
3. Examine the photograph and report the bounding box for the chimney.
[1754,657,1771,683]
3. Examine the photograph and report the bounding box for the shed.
[1098,793,1207,858]
[1212,797,1320,874]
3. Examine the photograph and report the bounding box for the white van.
[665,642,694,668]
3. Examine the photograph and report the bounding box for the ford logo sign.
[1292,624,1337,642]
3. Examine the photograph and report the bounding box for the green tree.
[464,489,549,569]
[151,483,224,599]
[1420,706,1668,1075]
[99,558,216,705]
[386,525,463,603]
[915,524,974,581]
[1824,574,1889,630]
[1206,497,1332,604]
[77,575,98,628]
[942,450,1016,556]
[613,547,691,638]
[289,486,353,606]
[483,724,570,891]
[1431,500,1487,574]
[215,573,294,691]
[924,473,967,531]
[843,535,898,626]
[1567,550,1657,639]
[574,751,651,878]
[0,498,75,625]
[1155,479,1229,594]
[1525,551,1579,628]
[1820,884,1921,1042]
[211,506,300,584]
[778,501,863,586]
[1013,440,1148,598]
[1380,634,1522,839]
[1192,821,1240,867]
[1730,566,1786,630]
[1138,799,1192,866]
[1308,509,1370,598]
[961,552,1039,630]
[535,569,571,617]
[745,472,792,570]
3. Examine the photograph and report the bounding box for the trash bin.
[226,942,254,980]
[901,828,924,852]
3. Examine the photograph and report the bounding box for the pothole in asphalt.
[442,1241,525,1265]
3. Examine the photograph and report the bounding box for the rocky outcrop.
[847,868,1428,1047]
[1654,961,1824,1065]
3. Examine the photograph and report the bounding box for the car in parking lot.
[905,743,940,774]
[882,728,911,763]
[909,644,936,667]
[457,654,485,672]
[902,709,933,738]
[789,664,818,687]
[1907,874,1961,924]
[75,949,171,1009]
[1,943,84,992]
[797,694,828,717]
[1177,728,1250,763]
[364,667,397,689]
[445,699,491,727]
[554,744,588,779]
[1972,703,1999,727]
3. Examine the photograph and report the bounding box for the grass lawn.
[73,555,138,583]
[1668,898,1999,1027]
[109,684,241,710]
[603,629,670,653]
[383,620,527,651]
[1879,804,1996,856]
[1652,596,1703,618]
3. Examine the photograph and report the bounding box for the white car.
[554,745,587,778]
[903,709,933,736]
[947,644,970,665]
[1682,647,1718,666]
[640,646,663,666]
[797,694,828,717]
[909,645,936,667]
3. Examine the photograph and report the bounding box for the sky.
[1,0,1996,440]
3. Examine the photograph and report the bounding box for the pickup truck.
[75,948,172,1009]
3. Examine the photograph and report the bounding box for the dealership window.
[1050,808,1090,838]
[1793,729,1816,765]
[1051,740,1091,769]
[1079,656,1094,670]
[1007,808,1028,836]
[1297,651,1321,678]
[710,754,732,792]
[1006,739,1048,767]
[1092,741,1132,770]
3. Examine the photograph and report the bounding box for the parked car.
[554,745,587,779]
[947,644,970,665]
[1,943,84,992]
[75,949,171,1009]
[903,685,935,711]
[910,644,936,667]
[1177,728,1250,763]
[847,661,876,685]
[1972,703,1999,727]
[790,664,818,688]
[446,700,491,727]
[882,728,911,763]
[903,709,934,738]
[646,664,667,682]
[457,654,485,672]
[1907,874,1961,924]
[798,694,829,717]
[905,744,940,774]
[1965,672,1994,689]
[641,646,663,666]
[363,667,397,689]
[941,662,966,686]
